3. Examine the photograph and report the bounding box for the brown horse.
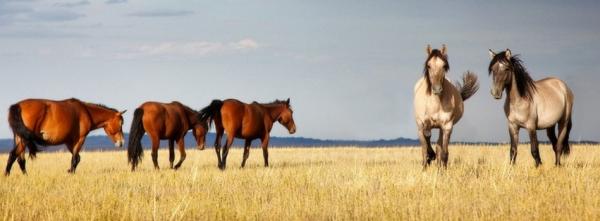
[128,101,208,171]
[488,49,574,166]
[199,99,296,170]
[6,98,126,175]
[414,45,479,169]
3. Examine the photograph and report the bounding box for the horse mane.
[67,98,117,112]
[87,102,118,112]
[489,52,537,100]
[262,99,291,109]
[423,49,449,94]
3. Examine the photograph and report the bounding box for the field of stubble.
[1,144,599,221]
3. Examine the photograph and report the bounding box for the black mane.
[489,52,537,100]
[423,49,449,94]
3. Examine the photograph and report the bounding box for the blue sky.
[0,0,599,142]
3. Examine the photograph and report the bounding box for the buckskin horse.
[488,49,574,166]
[6,98,126,175]
[127,101,208,171]
[199,98,296,170]
[414,45,479,169]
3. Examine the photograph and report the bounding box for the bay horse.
[128,101,208,171]
[199,98,296,170]
[488,49,574,166]
[6,98,126,175]
[414,44,479,169]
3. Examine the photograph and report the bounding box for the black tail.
[8,104,46,158]
[455,71,479,101]
[562,119,572,156]
[127,108,145,170]
[199,100,223,129]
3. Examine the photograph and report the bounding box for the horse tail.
[127,108,145,170]
[456,71,479,101]
[199,99,223,129]
[562,118,572,156]
[8,104,45,158]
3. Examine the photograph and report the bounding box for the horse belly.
[536,107,563,129]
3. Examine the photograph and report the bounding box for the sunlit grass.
[1,144,599,220]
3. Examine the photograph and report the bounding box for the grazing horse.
[199,98,296,170]
[128,101,208,171]
[6,98,126,175]
[488,49,574,166]
[414,45,479,168]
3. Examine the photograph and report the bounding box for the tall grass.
[1,144,599,220]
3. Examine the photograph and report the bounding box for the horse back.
[16,99,88,144]
[533,77,573,127]
[139,102,189,139]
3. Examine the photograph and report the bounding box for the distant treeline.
[0,133,596,152]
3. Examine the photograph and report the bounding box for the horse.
[488,49,574,166]
[199,98,296,170]
[127,101,208,171]
[5,98,126,175]
[413,44,479,169]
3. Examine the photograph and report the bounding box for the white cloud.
[118,38,260,59]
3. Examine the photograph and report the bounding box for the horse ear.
[119,110,127,115]
[426,44,432,55]
[505,49,512,59]
[488,49,495,59]
[441,44,447,56]
[286,98,290,105]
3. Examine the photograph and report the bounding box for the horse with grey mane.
[414,44,479,169]
[488,49,574,166]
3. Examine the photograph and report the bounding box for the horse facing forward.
[6,98,126,175]
[414,45,479,168]
[128,101,208,171]
[488,49,574,166]
[199,98,296,170]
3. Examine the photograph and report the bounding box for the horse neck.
[506,73,526,104]
[84,105,116,129]
[263,104,285,122]
[183,107,201,127]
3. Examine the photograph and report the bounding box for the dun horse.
[488,49,574,166]
[6,98,126,175]
[414,45,479,168]
[199,99,296,170]
[128,101,208,171]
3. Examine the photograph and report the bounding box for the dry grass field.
[1,144,600,221]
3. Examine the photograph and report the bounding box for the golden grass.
[1,144,600,221]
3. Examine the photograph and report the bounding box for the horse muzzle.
[490,89,503,100]
[289,126,296,134]
[115,140,124,148]
[432,85,443,95]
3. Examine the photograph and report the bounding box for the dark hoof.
[4,172,9,176]
[67,169,75,174]
[174,165,181,170]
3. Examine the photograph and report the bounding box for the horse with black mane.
[6,98,126,175]
[488,49,574,166]
[199,98,296,170]
[127,101,208,171]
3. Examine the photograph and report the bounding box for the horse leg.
[261,136,270,167]
[546,125,558,153]
[555,119,569,166]
[150,135,160,170]
[440,126,452,168]
[168,139,175,169]
[508,123,519,165]
[173,138,186,170]
[5,137,26,176]
[241,139,251,168]
[214,126,224,168]
[220,135,234,170]
[67,139,85,173]
[528,129,541,167]
[417,128,434,169]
